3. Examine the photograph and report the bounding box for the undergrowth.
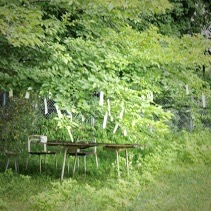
[0,130,210,210]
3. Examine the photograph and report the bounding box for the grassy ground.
[0,163,210,211]
[129,164,211,211]
[1,128,211,211]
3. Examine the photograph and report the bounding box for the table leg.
[61,148,67,181]
[73,152,77,176]
[125,149,129,176]
[116,150,120,177]
[84,156,86,174]
[5,157,9,172]
[39,155,42,173]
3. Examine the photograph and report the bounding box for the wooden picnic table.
[47,141,99,180]
[47,141,140,180]
[103,143,140,177]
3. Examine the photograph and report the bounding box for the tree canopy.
[0,0,210,143]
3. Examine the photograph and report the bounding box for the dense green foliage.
[0,0,210,145]
[0,2,210,209]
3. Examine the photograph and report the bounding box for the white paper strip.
[110,115,114,122]
[185,84,189,95]
[149,125,153,133]
[113,123,119,133]
[3,93,6,105]
[25,91,30,99]
[103,112,108,129]
[147,92,153,101]
[119,108,124,119]
[55,104,62,118]
[9,90,13,98]
[66,126,74,142]
[44,98,48,114]
[91,116,95,126]
[202,93,206,108]
[99,91,104,106]
[107,99,111,116]
[81,115,85,122]
[123,129,127,136]
[67,110,72,122]
[151,92,153,101]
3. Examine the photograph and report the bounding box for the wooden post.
[61,148,67,180]
[125,149,129,176]
[73,152,78,176]
[39,155,42,173]
[84,156,87,174]
[116,150,120,177]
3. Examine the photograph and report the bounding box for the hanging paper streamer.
[81,115,85,122]
[113,123,119,133]
[149,125,153,133]
[9,90,13,98]
[3,93,6,105]
[55,104,62,118]
[67,110,73,122]
[99,91,104,106]
[151,92,153,101]
[185,84,190,95]
[25,91,30,99]
[123,129,127,136]
[103,112,108,129]
[119,108,124,119]
[107,99,111,116]
[110,115,114,122]
[147,92,153,101]
[202,93,206,108]
[91,116,95,126]
[44,98,48,114]
[66,126,74,142]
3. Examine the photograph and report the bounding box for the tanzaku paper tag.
[123,129,127,136]
[113,123,119,133]
[55,105,62,118]
[44,98,48,114]
[66,110,72,122]
[185,84,190,95]
[149,125,153,133]
[91,116,95,126]
[119,108,124,119]
[107,99,111,116]
[81,115,85,122]
[103,112,108,129]
[9,90,13,98]
[99,91,104,106]
[66,126,74,142]
[25,91,30,99]
[3,93,6,105]
[202,93,206,108]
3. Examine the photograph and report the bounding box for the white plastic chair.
[26,135,57,173]
[4,150,20,173]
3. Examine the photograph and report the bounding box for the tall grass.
[0,130,210,210]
